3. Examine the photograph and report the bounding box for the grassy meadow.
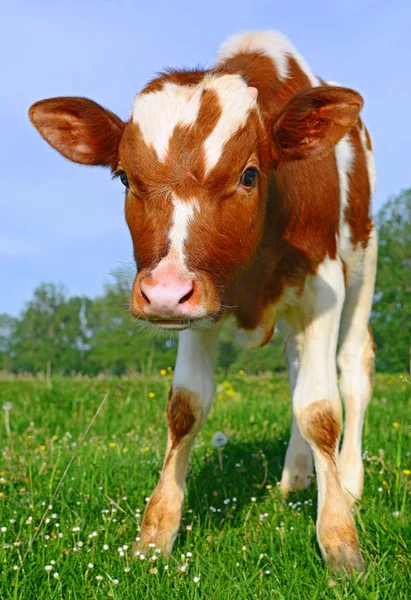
[0,373,410,599]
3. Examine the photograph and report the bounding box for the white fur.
[358,124,377,198]
[133,82,202,161]
[278,317,313,492]
[335,135,355,261]
[337,226,377,501]
[173,327,220,403]
[203,74,257,173]
[169,196,199,262]
[216,30,319,87]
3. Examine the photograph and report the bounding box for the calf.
[29,30,376,572]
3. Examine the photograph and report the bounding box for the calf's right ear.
[272,86,363,163]
[29,97,126,169]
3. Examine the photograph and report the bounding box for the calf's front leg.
[289,258,364,573]
[139,327,219,554]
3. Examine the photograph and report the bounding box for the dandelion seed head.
[212,432,227,448]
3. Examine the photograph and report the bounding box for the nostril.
[139,282,151,304]
[141,290,150,304]
[179,284,194,305]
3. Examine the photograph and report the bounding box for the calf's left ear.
[272,86,363,162]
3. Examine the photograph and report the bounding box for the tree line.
[0,190,409,376]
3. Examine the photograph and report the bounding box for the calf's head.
[30,72,362,330]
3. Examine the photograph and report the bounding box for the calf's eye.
[119,172,129,188]
[240,167,258,189]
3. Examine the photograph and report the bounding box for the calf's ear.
[272,86,363,162]
[29,97,125,168]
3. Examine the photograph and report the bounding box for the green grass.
[0,373,410,599]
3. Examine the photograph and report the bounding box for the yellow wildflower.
[382,481,388,486]
[108,441,116,448]
[148,392,155,398]
[392,422,399,428]
[403,469,410,476]
[39,445,46,451]
[160,369,167,376]
[238,369,245,375]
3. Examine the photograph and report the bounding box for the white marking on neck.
[216,30,319,87]
[133,82,202,161]
[358,126,376,198]
[335,135,355,260]
[203,73,257,174]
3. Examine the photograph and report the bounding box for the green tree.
[11,283,91,375]
[372,189,411,372]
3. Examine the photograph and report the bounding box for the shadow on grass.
[182,436,317,533]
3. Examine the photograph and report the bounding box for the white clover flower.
[45,565,53,572]
[2,402,12,412]
[53,572,59,579]
[88,563,94,569]
[113,579,119,585]
[124,567,131,573]
[186,551,192,558]
[13,566,18,571]
[50,560,55,565]
[193,576,200,583]
[96,575,103,581]
[211,432,227,448]
[103,544,109,550]
[251,497,256,502]
[186,525,193,531]
[1,527,7,532]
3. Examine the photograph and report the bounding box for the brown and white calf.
[29,30,377,572]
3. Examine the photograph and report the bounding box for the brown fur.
[167,388,196,447]
[345,125,373,247]
[299,400,341,457]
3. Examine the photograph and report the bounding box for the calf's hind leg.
[138,327,219,554]
[279,319,313,493]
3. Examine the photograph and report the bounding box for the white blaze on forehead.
[133,82,203,160]
[216,30,319,87]
[202,73,257,174]
[169,196,199,261]
[151,195,199,276]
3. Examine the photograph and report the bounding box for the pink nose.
[139,274,195,315]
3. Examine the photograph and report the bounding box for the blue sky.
[1,0,410,316]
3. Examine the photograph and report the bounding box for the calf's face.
[30,74,362,331]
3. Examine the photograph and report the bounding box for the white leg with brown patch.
[278,318,313,492]
[138,326,219,554]
[338,227,377,506]
[290,257,364,572]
